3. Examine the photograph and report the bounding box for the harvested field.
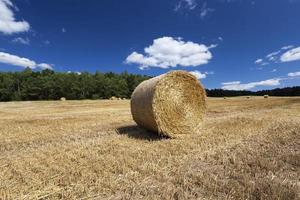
[0,97,299,199]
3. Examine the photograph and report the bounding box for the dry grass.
[0,97,299,200]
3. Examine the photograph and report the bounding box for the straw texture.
[131,70,206,138]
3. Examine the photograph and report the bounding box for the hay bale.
[60,97,66,101]
[264,95,269,99]
[246,96,250,99]
[131,70,206,138]
[109,96,117,100]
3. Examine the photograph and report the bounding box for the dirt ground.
[0,97,299,200]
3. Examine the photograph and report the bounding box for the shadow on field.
[116,125,168,141]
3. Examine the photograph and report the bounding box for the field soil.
[0,97,299,200]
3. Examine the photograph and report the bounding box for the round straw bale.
[60,97,66,101]
[110,96,117,100]
[131,70,206,138]
[264,95,269,99]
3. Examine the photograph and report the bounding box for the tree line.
[0,68,150,101]
[0,68,299,101]
[206,87,300,97]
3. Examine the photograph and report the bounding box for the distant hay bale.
[246,96,250,99]
[131,70,206,138]
[264,95,269,99]
[60,97,66,101]
[109,96,117,100]
[223,97,227,99]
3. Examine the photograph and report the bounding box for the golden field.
[0,97,299,200]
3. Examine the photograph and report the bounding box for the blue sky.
[0,0,299,90]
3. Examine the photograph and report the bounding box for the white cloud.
[200,2,214,19]
[175,0,197,11]
[0,51,53,70]
[281,45,294,50]
[271,69,277,72]
[222,81,241,85]
[189,70,210,79]
[264,50,281,63]
[208,44,218,49]
[254,58,269,66]
[268,56,276,61]
[221,78,281,90]
[256,45,300,64]
[255,45,299,65]
[287,71,300,77]
[126,36,213,70]
[261,62,269,66]
[37,63,53,70]
[12,37,30,45]
[0,0,30,34]
[67,71,82,75]
[174,1,215,19]
[280,46,300,62]
[266,50,281,59]
[255,58,263,64]
[184,0,197,9]
[62,27,66,33]
[218,36,223,41]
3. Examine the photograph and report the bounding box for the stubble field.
[0,97,299,200]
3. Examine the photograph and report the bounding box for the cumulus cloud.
[0,51,53,70]
[126,37,213,70]
[12,37,30,45]
[287,71,300,77]
[0,0,30,34]
[62,27,66,33]
[221,78,281,90]
[280,46,300,62]
[189,70,210,79]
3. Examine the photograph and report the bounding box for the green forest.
[0,68,150,101]
[0,68,299,101]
